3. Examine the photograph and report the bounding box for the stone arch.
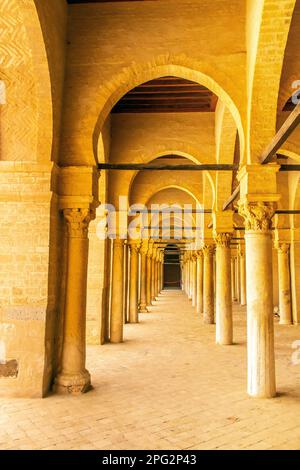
[0,0,52,162]
[60,56,245,167]
[246,0,296,162]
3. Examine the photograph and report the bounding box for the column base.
[279,320,292,325]
[203,314,214,324]
[53,369,91,395]
[139,305,148,313]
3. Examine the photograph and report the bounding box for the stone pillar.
[139,241,148,312]
[146,243,153,306]
[239,244,246,306]
[231,256,237,301]
[235,254,240,303]
[192,253,197,308]
[110,238,124,343]
[151,248,156,302]
[196,250,203,314]
[154,252,159,298]
[128,241,140,323]
[276,243,292,325]
[161,252,164,291]
[203,244,215,324]
[123,242,129,324]
[214,233,233,345]
[188,253,193,300]
[238,163,280,398]
[54,208,92,394]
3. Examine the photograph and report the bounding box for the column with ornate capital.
[54,208,92,394]
[238,163,280,398]
[214,233,233,345]
[139,240,148,313]
[110,238,124,343]
[203,244,215,324]
[276,243,292,325]
[196,250,203,315]
[128,240,140,323]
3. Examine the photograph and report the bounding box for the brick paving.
[0,289,300,450]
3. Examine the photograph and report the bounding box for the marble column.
[54,208,92,394]
[203,244,215,324]
[277,243,292,325]
[239,245,246,306]
[123,242,129,323]
[196,250,203,315]
[110,238,124,343]
[236,254,240,303]
[139,241,148,312]
[239,201,276,398]
[214,233,233,345]
[128,241,140,323]
[188,254,193,300]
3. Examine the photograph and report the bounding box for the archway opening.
[163,244,181,290]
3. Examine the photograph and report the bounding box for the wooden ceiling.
[67,1,157,3]
[112,77,217,114]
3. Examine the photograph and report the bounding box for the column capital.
[128,239,141,253]
[63,208,93,238]
[275,242,290,254]
[238,201,275,232]
[196,249,203,258]
[213,232,232,247]
[202,243,215,256]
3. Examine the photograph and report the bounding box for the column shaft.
[196,253,203,314]
[128,243,139,323]
[215,235,233,345]
[110,239,124,343]
[203,245,215,324]
[139,250,148,312]
[277,244,292,325]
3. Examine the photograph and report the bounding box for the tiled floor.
[1,289,300,450]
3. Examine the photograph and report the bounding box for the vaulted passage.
[1,290,300,450]
[1,0,300,453]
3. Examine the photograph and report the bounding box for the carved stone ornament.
[276,242,290,254]
[213,232,232,247]
[202,244,215,256]
[63,208,92,238]
[238,201,275,232]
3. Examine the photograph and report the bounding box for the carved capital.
[213,232,232,247]
[63,208,92,238]
[276,242,290,254]
[238,201,275,232]
[196,249,203,258]
[202,244,215,257]
[129,240,140,253]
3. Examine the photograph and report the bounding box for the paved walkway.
[1,289,300,450]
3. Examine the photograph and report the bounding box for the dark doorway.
[163,244,181,289]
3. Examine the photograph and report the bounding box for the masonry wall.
[0,0,68,397]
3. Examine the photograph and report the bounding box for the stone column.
[196,250,203,315]
[231,256,237,301]
[154,252,159,298]
[151,248,156,302]
[146,244,152,306]
[139,241,148,312]
[239,244,246,306]
[54,208,92,394]
[203,244,215,324]
[128,241,140,323]
[214,233,233,345]
[110,238,124,343]
[276,243,292,325]
[161,252,164,291]
[188,253,193,300]
[192,253,197,308]
[123,242,129,324]
[236,254,240,303]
